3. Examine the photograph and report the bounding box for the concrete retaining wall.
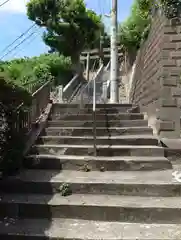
[128,11,181,138]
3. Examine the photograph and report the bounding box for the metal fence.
[14,80,51,136]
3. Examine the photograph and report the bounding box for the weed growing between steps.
[79,163,91,172]
[58,183,72,196]
[100,166,105,172]
[79,163,106,172]
[79,164,106,172]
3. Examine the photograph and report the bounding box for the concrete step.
[51,107,140,116]
[1,194,181,223]
[25,154,170,171]
[0,169,177,196]
[31,144,164,157]
[51,113,144,121]
[1,218,181,240]
[47,119,148,128]
[52,103,136,110]
[37,135,158,146]
[45,126,153,136]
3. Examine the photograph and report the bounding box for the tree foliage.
[139,0,181,18]
[26,0,102,63]
[0,53,73,177]
[0,53,73,93]
[118,0,151,54]
[118,0,181,56]
[158,0,181,18]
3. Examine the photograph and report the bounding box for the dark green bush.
[157,0,181,18]
[0,75,32,176]
[0,53,73,177]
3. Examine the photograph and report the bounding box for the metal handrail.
[63,74,79,92]
[80,60,97,95]
[62,74,80,101]
[72,60,105,157]
[14,80,51,137]
[92,63,105,156]
[93,66,97,157]
[53,56,107,158]
[91,61,112,156]
[68,81,83,103]
[74,61,105,157]
[74,59,99,107]
[55,58,100,122]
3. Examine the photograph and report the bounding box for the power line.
[9,30,43,59]
[0,0,10,7]
[0,23,36,56]
[0,31,37,60]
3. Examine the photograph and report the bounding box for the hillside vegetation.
[0,53,73,93]
[118,0,181,58]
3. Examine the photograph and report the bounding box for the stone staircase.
[0,103,181,239]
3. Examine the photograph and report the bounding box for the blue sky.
[0,0,133,60]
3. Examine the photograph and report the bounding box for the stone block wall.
[129,11,181,138]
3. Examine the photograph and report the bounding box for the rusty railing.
[14,80,51,136]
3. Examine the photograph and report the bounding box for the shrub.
[0,75,32,176]
[0,53,73,176]
[0,53,73,93]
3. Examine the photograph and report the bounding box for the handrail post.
[86,52,90,82]
[93,72,97,157]
[57,85,63,103]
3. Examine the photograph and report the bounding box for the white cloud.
[0,0,29,13]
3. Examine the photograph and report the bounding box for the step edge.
[26,154,166,160]
[46,126,152,130]
[0,218,180,240]
[1,194,181,208]
[34,144,163,149]
[39,135,156,140]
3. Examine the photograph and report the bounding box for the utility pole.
[110,0,119,103]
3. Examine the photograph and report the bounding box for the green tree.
[119,0,181,57]
[118,0,150,57]
[26,0,102,72]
